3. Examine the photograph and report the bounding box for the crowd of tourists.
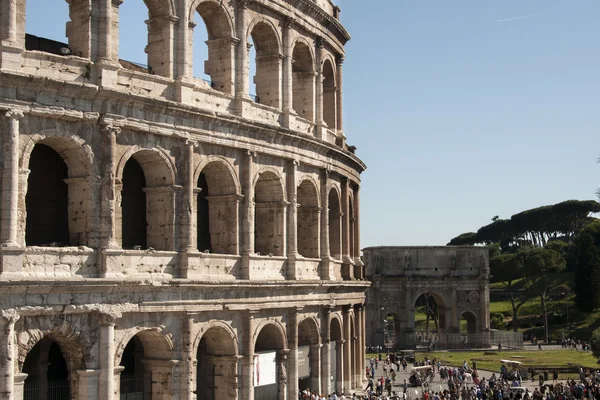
[298,352,600,400]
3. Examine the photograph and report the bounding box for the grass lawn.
[413,350,599,372]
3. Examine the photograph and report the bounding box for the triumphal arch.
[363,246,491,349]
[0,0,368,398]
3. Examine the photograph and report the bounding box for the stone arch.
[20,134,94,247]
[297,177,320,258]
[20,133,93,178]
[194,156,241,195]
[117,0,178,77]
[190,0,236,94]
[412,290,449,334]
[328,186,342,260]
[188,0,234,37]
[253,320,288,351]
[192,321,240,356]
[322,58,337,130]
[116,146,176,187]
[247,18,282,107]
[114,325,174,366]
[459,310,477,335]
[291,37,316,121]
[195,157,241,254]
[194,321,240,400]
[298,315,321,346]
[116,325,175,400]
[254,169,286,256]
[329,314,343,393]
[117,147,177,250]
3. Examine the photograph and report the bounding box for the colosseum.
[0,0,367,399]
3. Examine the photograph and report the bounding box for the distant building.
[363,246,492,349]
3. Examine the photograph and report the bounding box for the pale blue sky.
[26,1,600,247]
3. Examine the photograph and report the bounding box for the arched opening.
[254,324,286,400]
[350,317,357,388]
[328,189,341,260]
[383,313,399,351]
[119,330,174,400]
[121,157,147,250]
[24,0,73,56]
[23,337,71,398]
[192,11,211,84]
[254,172,284,256]
[193,1,235,94]
[249,22,281,108]
[119,150,176,251]
[414,292,446,347]
[118,0,151,71]
[291,42,315,121]
[196,161,239,254]
[197,172,211,252]
[298,318,320,392]
[26,144,70,247]
[329,318,343,393]
[297,180,319,258]
[196,326,238,400]
[322,60,336,129]
[460,311,477,335]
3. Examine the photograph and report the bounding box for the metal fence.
[396,330,523,350]
[120,374,145,400]
[24,379,70,400]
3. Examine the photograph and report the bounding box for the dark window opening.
[120,336,146,398]
[23,338,71,399]
[197,172,212,252]
[26,144,70,247]
[122,158,147,249]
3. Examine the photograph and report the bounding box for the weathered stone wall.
[0,0,367,398]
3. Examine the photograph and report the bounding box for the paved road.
[353,358,568,399]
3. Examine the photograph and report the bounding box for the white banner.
[254,351,277,387]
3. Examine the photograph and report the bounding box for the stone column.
[319,169,332,280]
[0,310,19,400]
[278,350,289,400]
[100,122,121,250]
[241,151,256,279]
[320,309,331,395]
[353,186,363,272]
[286,160,299,279]
[335,56,345,144]
[0,0,24,70]
[179,140,198,279]
[342,309,352,392]
[13,373,27,400]
[76,370,100,400]
[1,110,23,247]
[180,316,195,400]
[242,312,256,400]
[355,305,364,385]
[142,359,177,400]
[98,311,120,400]
[309,344,322,393]
[234,0,250,115]
[341,178,353,280]
[287,311,299,400]
[450,283,458,333]
[95,0,121,85]
[281,17,295,128]
[315,37,326,139]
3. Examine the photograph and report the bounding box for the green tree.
[552,200,600,242]
[447,232,478,246]
[591,327,600,357]
[573,220,600,311]
[520,247,566,343]
[490,253,531,332]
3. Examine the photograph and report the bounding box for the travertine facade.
[0,0,367,399]
[363,246,491,349]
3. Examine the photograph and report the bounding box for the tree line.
[447,199,600,342]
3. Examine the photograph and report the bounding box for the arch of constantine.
[0,0,367,398]
[363,246,491,349]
